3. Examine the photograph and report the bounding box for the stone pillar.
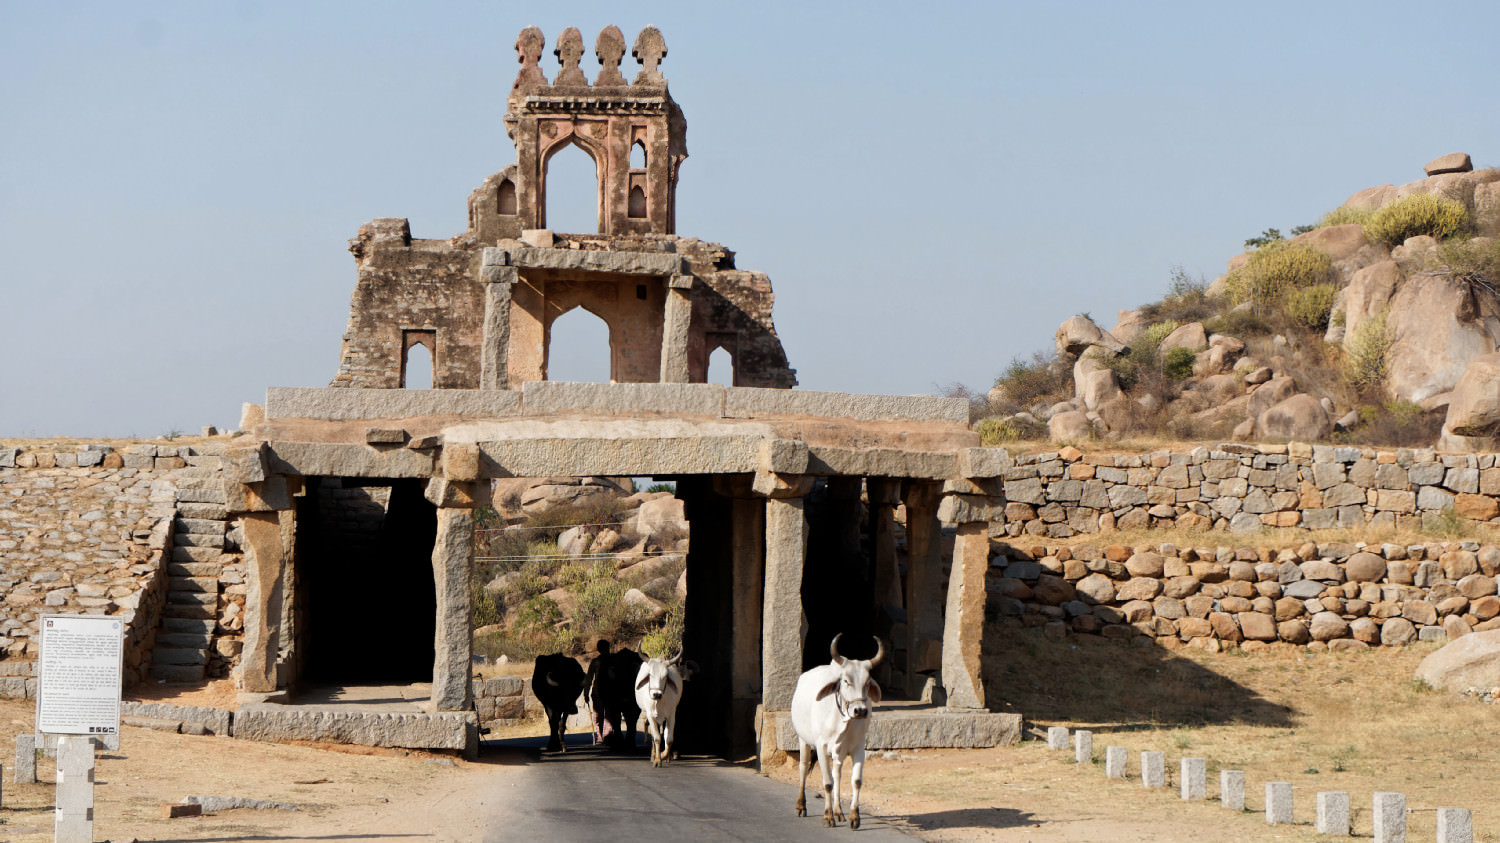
[902,481,943,699]
[730,496,764,759]
[658,274,694,383]
[941,521,988,708]
[240,511,287,694]
[868,479,903,612]
[427,479,477,711]
[480,260,517,390]
[761,488,808,711]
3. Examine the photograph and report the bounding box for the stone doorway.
[293,477,438,686]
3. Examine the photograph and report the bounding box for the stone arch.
[707,345,735,385]
[401,330,435,389]
[545,302,615,383]
[497,178,517,215]
[540,130,606,233]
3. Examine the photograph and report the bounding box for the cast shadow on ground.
[982,622,1295,730]
[887,806,1041,834]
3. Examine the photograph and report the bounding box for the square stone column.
[868,478,903,611]
[428,481,476,711]
[730,496,765,753]
[240,511,286,694]
[902,482,943,699]
[761,488,808,711]
[480,261,517,390]
[942,521,988,708]
[659,274,694,383]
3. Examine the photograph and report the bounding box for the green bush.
[1344,308,1392,393]
[1223,241,1336,308]
[994,351,1071,407]
[1319,206,1373,228]
[977,416,1045,444]
[639,600,684,659]
[1204,307,1273,337]
[472,585,502,628]
[1163,347,1196,381]
[1285,282,1339,330]
[515,594,561,632]
[1364,194,1470,247]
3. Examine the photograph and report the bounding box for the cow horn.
[545,670,560,688]
[869,636,885,668]
[830,633,844,660]
[667,650,682,666]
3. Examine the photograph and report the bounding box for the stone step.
[153,647,207,666]
[166,562,221,578]
[162,617,215,634]
[149,663,206,683]
[177,503,228,521]
[174,533,225,549]
[174,518,227,537]
[176,487,226,505]
[167,591,217,606]
[162,603,216,620]
[171,546,224,564]
[156,631,212,649]
[168,576,220,594]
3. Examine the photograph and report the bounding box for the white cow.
[791,634,884,830]
[634,652,693,767]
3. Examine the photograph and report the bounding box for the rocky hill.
[985,152,1500,453]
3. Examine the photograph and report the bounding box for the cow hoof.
[850,810,860,830]
[824,808,837,827]
[796,797,806,817]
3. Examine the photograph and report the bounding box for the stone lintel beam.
[958,447,1013,479]
[475,434,764,477]
[239,512,286,694]
[942,522,989,709]
[759,438,809,475]
[486,246,685,276]
[267,442,436,479]
[266,387,523,421]
[753,470,815,499]
[808,447,954,480]
[425,478,486,510]
[224,476,293,514]
[431,507,474,711]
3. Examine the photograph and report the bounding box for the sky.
[3,2,1498,438]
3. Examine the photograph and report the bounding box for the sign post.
[37,614,123,843]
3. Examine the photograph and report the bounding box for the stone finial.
[513,26,548,90]
[632,25,667,85]
[595,25,627,86]
[554,27,588,86]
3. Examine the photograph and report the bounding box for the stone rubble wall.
[989,537,1500,650]
[0,441,241,694]
[1001,442,1500,539]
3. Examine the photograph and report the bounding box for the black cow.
[531,652,586,752]
[589,646,643,751]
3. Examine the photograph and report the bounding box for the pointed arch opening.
[543,141,600,233]
[628,184,647,219]
[630,140,647,170]
[707,346,736,386]
[401,330,434,389]
[547,306,613,383]
[497,178,517,215]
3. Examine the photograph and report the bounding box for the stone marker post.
[1220,770,1245,810]
[1180,758,1206,801]
[1047,726,1068,750]
[1073,730,1092,764]
[1265,782,1293,824]
[1105,746,1126,778]
[1141,751,1165,788]
[1437,808,1473,843]
[1374,792,1406,843]
[14,734,35,783]
[55,735,94,843]
[1317,791,1350,836]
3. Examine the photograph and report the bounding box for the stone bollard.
[1373,792,1406,843]
[1317,791,1350,836]
[1105,746,1126,779]
[1180,758,1206,801]
[1220,770,1245,810]
[55,736,95,843]
[1073,730,1092,765]
[1141,751,1165,788]
[1047,726,1068,750]
[1265,782,1293,824]
[1437,808,1473,843]
[14,734,36,784]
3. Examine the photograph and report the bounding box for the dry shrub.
[1284,282,1339,330]
[1343,307,1392,394]
[1426,236,1500,294]
[1336,400,1444,447]
[1319,205,1373,228]
[1223,241,1336,309]
[994,351,1072,409]
[977,416,1046,444]
[1364,193,1470,247]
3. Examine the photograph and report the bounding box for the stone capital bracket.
[223,444,269,485]
[958,447,1012,479]
[482,264,519,285]
[440,443,482,481]
[937,492,1006,526]
[426,478,489,509]
[753,470,815,499]
[668,273,694,290]
[759,438,809,476]
[224,475,293,513]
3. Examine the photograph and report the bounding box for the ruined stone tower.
[330,25,796,392]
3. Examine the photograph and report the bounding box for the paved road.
[479,734,913,842]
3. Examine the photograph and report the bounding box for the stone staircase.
[150,454,231,683]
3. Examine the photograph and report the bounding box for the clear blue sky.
[3,2,1497,438]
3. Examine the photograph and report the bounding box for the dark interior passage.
[294,478,437,684]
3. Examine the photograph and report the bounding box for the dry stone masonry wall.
[1002,442,1500,539]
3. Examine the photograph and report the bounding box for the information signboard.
[36,615,124,737]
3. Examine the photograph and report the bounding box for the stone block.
[1374,792,1406,843]
[1046,726,1068,749]
[233,706,476,751]
[1220,770,1245,810]
[1179,757,1205,800]
[771,709,1020,750]
[265,387,522,421]
[1265,781,1293,824]
[1317,791,1349,835]
[724,387,969,424]
[506,245,684,276]
[521,381,726,417]
[1141,751,1165,788]
[1105,745,1126,778]
[14,734,35,783]
[1437,807,1473,843]
[1073,729,1092,764]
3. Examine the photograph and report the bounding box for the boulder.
[1048,411,1092,444]
[1289,224,1383,276]
[1442,352,1500,447]
[1056,314,1126,358]
[1385,272,1500,403]
[621,588,669,623]
[1341,183,1397,212]
[1391,235,1439,269]
[1195,336,1246,376]
[1414,628,1500,691]
[1258,394,1331,442]
[1112,309,1147,345]
[1247,376,1298,420]
[1477,182,1500,237]
[1073,357,1123,411]
[1199,374,1241,404]
[1159,322,1208,355]
[1337,261,1402,352]
[634,495,686,534]
[1425,152,1473,176]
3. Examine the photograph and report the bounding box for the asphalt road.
[480,733,913,842]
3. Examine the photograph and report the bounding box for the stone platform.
[232,684,479,757]
[769,703,1022,751]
